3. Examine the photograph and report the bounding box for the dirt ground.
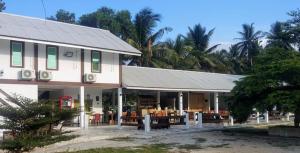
[30,123,300,153]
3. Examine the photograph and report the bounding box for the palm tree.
[152,35,196,69]
[235,23,263,66]
[129,8,172,66]
[186,24,220,71]
[266,22,294,50]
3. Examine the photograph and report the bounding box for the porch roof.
[0,13,141,56]
[122,66,244,92]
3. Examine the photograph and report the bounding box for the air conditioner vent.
[20,69,35,80]
[84,73,96,83]
[39,70,52,81]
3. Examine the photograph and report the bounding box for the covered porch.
[117,66,242,127]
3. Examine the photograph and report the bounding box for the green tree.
[152,35,196,69]
[128,8,172,66]
[186,24,220,71]
[266,22,294,50]
[227,47,300,127]
[0,95,77,152]
[0,0,5,12]
[235,23,263,66]
[287,9,300,51]
[79,7,134,40]
[48,9,76,24]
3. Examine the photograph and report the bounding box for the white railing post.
[144,115,151,133]
[185,112,189,129]
[117,88,123,129]
[197,112,203,128]
[229,115,234,126]
[194,112,198,125]
[80,86,85,129]
[264,111,269,123]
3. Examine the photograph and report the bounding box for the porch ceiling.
[122,66,244,92]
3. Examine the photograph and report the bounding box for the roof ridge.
[0,12,110,32]
[123,65,243,76]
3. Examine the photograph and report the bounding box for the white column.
[257,112,260,124]
[144,115,151,133]
[214,92,219,114]
[187,92,190,111]
[198,112,203,128]
[80,86,85,129]
[157,91,161,110]
[179,91,183,115]
[117,88,123,129]
[207,93,211,113]
[229,115,234,126]
[264,111,269,123]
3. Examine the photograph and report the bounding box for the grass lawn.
[59,144,170,153]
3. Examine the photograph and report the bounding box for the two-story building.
[0,13,243,131]
[0,13,141,128]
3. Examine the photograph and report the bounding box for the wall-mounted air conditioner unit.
[39,70,52,81]
[84,73,96,83]
[20,69,35,80]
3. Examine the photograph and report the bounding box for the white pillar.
[198,112,203,128]
[117,88,123,129]
[80,86,85,129]
[286,112,290,121]
[207,93,211,113]
[257,112,260,124]
[264,111,269,123]
[185,112,189,129]
[179,92,183,115]
[214,92,219,114]
[144,115,151,133]
[229,115,234,126]
[157,91,161,110]
[187,92,190,111]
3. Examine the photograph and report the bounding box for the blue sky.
[3,0,299,48]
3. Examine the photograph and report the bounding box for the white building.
[0,13,243,130]
[0,13,141,128]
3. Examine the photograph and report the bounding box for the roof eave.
[0,35,141,56]
[123,86,231,93]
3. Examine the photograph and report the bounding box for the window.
[10,41,24,67]
[46,46,58,70]
[91,51,101,73]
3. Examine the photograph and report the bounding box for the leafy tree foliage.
[0,0,5,12]
[0,95,77,152]
[266,22,294,50]
[227,48,300,127]
[48,9,76,24]
[235,23,263,66]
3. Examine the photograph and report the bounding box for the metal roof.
[122,66,243,92]
[0,13,141,56]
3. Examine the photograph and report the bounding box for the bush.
[0,95,78,153]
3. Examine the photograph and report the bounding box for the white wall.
[63,87,103,114]
[0,39,34,80]
[38,45,81,82]
[0,84,38,100]
[0,38,120,84]
[84,51,119,84]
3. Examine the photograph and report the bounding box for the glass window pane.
[11,42,23,66]
[47,47,57,69]
[92,51,101,72]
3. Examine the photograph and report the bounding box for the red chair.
[92,114,102,125]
